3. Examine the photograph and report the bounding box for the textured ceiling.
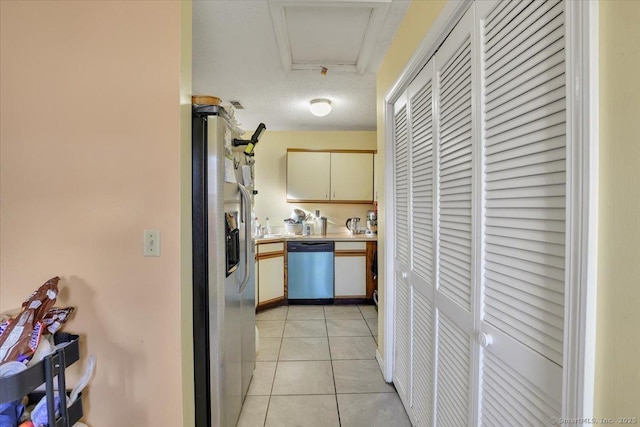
[193,0,409,132]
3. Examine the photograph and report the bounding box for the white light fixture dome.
[309,99,332,117]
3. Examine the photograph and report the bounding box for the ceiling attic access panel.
[269,0,391,74]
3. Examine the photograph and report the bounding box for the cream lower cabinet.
[334,241,367,298]
[254,244,258,307]
[257,242,285,305]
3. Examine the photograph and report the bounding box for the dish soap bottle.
[304,215,315,236]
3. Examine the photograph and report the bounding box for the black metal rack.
[0,333,83,427]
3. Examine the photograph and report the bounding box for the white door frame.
[381,0,599,419]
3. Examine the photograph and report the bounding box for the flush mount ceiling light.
[309,99,332,117]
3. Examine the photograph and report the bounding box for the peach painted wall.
[0,1,186,425]
[179,0,195,425]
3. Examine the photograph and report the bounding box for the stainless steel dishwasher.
[287,241,334,301]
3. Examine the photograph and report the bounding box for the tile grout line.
[324,305,342,427]
[263,306,287,427]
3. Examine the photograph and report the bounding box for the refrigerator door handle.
[238,183,252,294]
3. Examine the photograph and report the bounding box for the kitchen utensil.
[345,217,360,235]
[290,209,306,222]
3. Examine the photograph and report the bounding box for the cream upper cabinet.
[287,149,375,202]
[330,152,374,202]
[287,151,330,201]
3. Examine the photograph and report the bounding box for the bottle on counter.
[254,217,261,236]
[304,216,315,236]
[314,210,321,235]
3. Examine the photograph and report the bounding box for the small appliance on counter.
[366,210,378,235]
[345,217,361,235]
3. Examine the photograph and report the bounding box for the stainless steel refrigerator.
[192,105,255,427]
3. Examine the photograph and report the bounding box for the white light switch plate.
[144,229,160,257]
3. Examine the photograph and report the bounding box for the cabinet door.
[287,151,330,201]
[258,256,284,303]
[330,152,374,201]
[334,255,366,297]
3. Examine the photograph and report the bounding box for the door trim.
[563,0,599,418]
[381,0,599,419]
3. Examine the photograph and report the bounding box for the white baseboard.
[376,349,390,382]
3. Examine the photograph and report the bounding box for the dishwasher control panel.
[287,241,335,252]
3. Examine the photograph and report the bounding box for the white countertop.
[256,233,377,244]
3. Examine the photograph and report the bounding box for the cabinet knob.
[401,272,407,279]
[478,332,493,348]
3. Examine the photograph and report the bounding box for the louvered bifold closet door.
[408,60,435,426]
[433,6,475,427]
[477,0,566,424]
[393,94,411,401]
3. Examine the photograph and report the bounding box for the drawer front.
[257,242,284,254]
[335,241,367,251]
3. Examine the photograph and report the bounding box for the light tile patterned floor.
[238,305,412,427]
